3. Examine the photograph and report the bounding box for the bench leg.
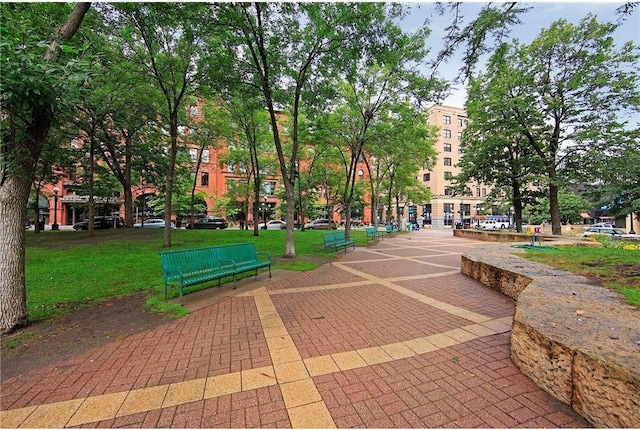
[233,274,237,289]
[268,265,272,278]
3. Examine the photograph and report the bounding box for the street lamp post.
[52,187,60,230]
[262,196,268,223]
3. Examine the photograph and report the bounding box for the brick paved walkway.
[0,229,589,428]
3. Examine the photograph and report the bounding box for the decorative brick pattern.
[0,229,588,428]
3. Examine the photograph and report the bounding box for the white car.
[582,227,640,241]
[304,219,338,230]
[258,220,287,230]
[478,220,507,230]
[133,218,176,229]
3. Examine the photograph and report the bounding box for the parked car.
[73,216,123,230]
[478,219,507,230]
[304,218,338,230]
[258,219,287,230]
[582,227,640,241]
[191,217,228,230]
[133,218,175,229]
[591,223,614,228]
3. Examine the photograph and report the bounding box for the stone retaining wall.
[461,244,640,428]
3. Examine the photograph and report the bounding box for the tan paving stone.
[381,342,416,360]
[288,401,337,428]
[403,337,439,355]
[480,319,513,333]
[303,355,340,377]
[357,346,394,365]
[266,334,295,350]
[331,350,368,371]
[261,316,287,329]
[280,379,322,408]
[270,345,302,364]
[263,325,290,338]
[445,328,480,343]
[67,392,128,427]
[18,399,83,428]
[462,323,499,337]
[163,378,206,408]
[0,406,37,429]
[117,384,168,417]
[426,333,459,349]
[274,360,310,383]
[241,366,277,391]
[204,371,242,398]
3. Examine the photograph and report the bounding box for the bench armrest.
[256,252,272,262]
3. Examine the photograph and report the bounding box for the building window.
[444,187,453,196]
[458,146,463,154]
[262,181,276,195]
[423,173,430,182]
[444,157,452,166]
[201,172,209,186]
[444,171,453,180]
[443,115,451,124]
[189,105,198,117]
[482,188,487,197]
[444,203,455,226]
[443,143,452,152]
[227,162,235,173]
[457,132,462,141]
[464,187,472,196]
[464,119,468,127]
[476,188,481,197]
[188,148,197,162]
[202,149,209,163]
[423,204,432,224]
[457,118,463,127]
[443,129,451,138]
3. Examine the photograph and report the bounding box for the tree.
[462,16,639,235]
[107,3,210,247]
[223,102,278,235]
[324,64,441,234]
[457,56,545,232]
[578,124,640,226]
[1,3,92,334]
[215,2,421,257]
[527,189,592,225]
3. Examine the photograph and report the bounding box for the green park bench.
[160,243,271,299]
[323,232,355,252]
[385,225,398,236]
[365,227,384,242]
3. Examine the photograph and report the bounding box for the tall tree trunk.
[0,176,32,333]
[164,117,178,247]
[0,3,91,334]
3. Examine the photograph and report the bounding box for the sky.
[398,2,640,109]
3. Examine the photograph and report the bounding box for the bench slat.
[160,243,271,299]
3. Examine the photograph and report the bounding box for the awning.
[580,212,591,219]
[27,196,49,209]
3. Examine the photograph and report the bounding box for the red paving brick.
[0,229,591,428]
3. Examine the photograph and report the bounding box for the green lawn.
[522,239,640,307]
[25,228,370,322]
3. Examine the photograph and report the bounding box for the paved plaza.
[0,229,588,428]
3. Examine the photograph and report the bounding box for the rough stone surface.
[462,242,640,428]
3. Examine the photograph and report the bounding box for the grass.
[522,236,640,307]
[25,228,370,322]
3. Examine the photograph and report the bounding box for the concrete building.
[419,105,491,228]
